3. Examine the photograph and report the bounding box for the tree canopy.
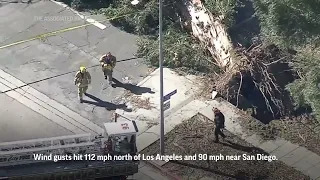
[254,0,320,48]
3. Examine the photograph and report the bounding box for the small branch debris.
[123,91,155,110]
[141,114,309,179]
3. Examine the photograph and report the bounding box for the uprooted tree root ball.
[141,114,309,179]
[213,44,296,123]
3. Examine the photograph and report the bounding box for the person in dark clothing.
[213,107,226,143]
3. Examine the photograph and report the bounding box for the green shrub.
[98,0,216,72]
[99,0,179,35]
[253,0,320,48]
[136,28,216,72]
[203,0,239,28]
[286,48,320,121]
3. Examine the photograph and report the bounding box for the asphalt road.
[0,1,167,179]
[0,0,150,137]
[0,93,73,142]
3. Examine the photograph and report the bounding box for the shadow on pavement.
[83,93,132,112]
[111,78,155,95]
[220,140,269,154]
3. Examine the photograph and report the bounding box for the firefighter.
[213,107,226,143]
[74,66,91,103]
[99,52,116,84]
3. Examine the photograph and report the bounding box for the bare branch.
[236,71,243,107]
[262,56,286,66]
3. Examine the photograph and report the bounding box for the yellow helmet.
[80,66,86,73]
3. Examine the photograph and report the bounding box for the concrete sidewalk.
[0,68,104,135]
[116,68,320,180]
[116,68,205,152]
[116,68,200,124]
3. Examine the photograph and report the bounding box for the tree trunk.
[185,0,234,70]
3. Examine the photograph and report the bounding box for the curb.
[49,0,106,29]
[143,160,182,180]
[136,68,160,86]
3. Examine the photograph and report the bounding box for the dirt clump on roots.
[141,113,309,180]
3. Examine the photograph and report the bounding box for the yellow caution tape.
[0,12,137,50]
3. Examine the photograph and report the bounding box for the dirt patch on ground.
[141,114,310,180]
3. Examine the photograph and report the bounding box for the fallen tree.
[99,0,300,122]
[72,0,319,123]
[184,0,234,70]
[182,0,297,121]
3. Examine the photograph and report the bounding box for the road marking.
[0,12,135,50]
[0,69,104,135]
[50,0,107,30]
[86,18,107,29]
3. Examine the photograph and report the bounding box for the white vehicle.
[0,121,139,180]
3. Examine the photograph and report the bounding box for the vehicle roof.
[104,121,138,135]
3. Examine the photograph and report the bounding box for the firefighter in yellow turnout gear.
[74,66,91,103]
[99,52,116,84]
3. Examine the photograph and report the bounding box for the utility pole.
[131,0,165,155]
[159,0,165,155]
